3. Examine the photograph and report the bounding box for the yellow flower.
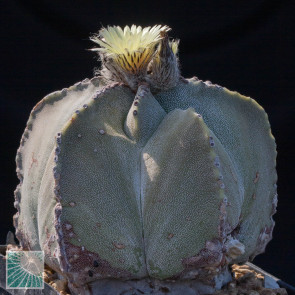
[90,25,170,74]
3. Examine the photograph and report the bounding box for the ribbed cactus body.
[155,78,277,262]
[14,75,277,291]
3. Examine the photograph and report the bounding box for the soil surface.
[214,264,287,295]
[43,263,288,295]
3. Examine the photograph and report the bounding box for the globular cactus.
[13,25,277,294]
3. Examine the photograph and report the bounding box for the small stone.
[99,129,105,135]
[77,134,82,138]
[82,246,85,251]
[264,275,280,289]
[167,233,174,239]
[134,101,138,106]
[51,279,67,293]
[69,202,76,207]
[228,282,236,289]
[260,289,276,295]
[93,260,99,267]
[94,148,98,152]
[133,110,138,116]
[75,110,80,114]
[83,104,88,108]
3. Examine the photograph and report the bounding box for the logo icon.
[6,251,44,289]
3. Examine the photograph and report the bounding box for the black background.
[1,0,294,286]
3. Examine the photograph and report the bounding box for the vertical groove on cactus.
[124,84,166,146]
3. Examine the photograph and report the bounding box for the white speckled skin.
[14,75,277,291]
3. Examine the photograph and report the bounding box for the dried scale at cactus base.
[13,24,277,295]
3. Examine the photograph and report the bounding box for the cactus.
[13,25,277,294]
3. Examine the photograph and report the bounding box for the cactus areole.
[14,25,277,294]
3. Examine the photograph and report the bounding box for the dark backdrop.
[1,0,294,285]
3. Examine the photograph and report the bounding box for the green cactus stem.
[13,25,277,295]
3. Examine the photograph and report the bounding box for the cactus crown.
[90,25,180,91]
[91,25,169,73]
